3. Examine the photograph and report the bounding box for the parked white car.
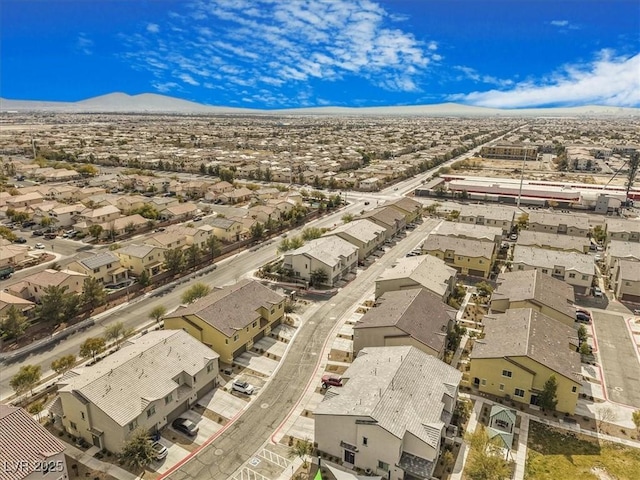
[232,380,255,395]
[34,243,45,249]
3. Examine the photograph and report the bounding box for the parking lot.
[591,309,640,406]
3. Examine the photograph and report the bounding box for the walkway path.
[513,416,529,480]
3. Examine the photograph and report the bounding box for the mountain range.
[1,93,639,116]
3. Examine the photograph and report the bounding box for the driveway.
[149,438,190,474]
[174,410,224,445]
[591,310,640,406]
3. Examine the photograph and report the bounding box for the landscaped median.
[525,421,640,480]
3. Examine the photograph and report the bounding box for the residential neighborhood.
[1,112,639,480]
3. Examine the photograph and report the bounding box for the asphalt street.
[164,218,441,480]
[0,200,365,400]
[591,310,640,407]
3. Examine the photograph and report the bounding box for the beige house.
[282,236,359,287]
[8,269,87,302]
[247,205,279,223]
[517,230,590,253]
[422,235,496,278]
[207,217,242,242]
[605,218,640,243]
[0,404,68,480]
[0,244,30,268]
[491,270,576,326]
[115,244,167,276]
[457,203,515,235]
[6,192,44,208]
[612,259,640,303]
[99,214,148,237]
[605,240,640,274]
[166,224,214,250]
[50,203,85,228]
[323,219,386,261]
[433,221,503,248]
[146,230,188,250]
[384,197,423,224]
[53,330,219,453]
[512,245,595,295]
[360,206,406,239]
[0,291,35,317]
[164,279,285,364]
[67,252,128,285]
[353,289,455,359]
[79,205,121,225]
[160,203,198,221]
[375,254,457,301]
[116,195,147,214]
[315,346,461,479]
[469,308,581,414]
[527,211,589,237]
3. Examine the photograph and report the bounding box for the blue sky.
[2,0,639,109]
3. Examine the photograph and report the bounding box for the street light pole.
[516,147,528,209]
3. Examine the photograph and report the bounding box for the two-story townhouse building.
[422,235,496,278]
[323,219,386,262]
[67,251,128,285]
[527,211,589,237]
[52,330,219,452]
[315,346,462,480]
[114,244,167,277]
[163,279,285,364]
[457,204,515,235]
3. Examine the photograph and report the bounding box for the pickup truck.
[0,266,15,279]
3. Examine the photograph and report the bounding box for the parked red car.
[321,375,343,388]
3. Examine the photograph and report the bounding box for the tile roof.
[360,206,405,228]
[171,279,285,336]
[208,217,239,229]
[605,217,640,233]
[434,221,502,243]
[77,251,120,270]
[355,289,455,353]
[528,211,588,230]
[0,405,65,480]
[618,259,640,282]
[607,240,640,260]
[23,269,86,287]
[423,235,495,259]
[471,308,582,382]
[58,330,218,427]
[315,346,461,448]
[115,244,163,258]
[287,236,359,268]
[517,230,590,252]
[492,270,575,319]
[324,219,387,244]
[513,245,595,275]
[458,204,515,222]
[376,255,457,299]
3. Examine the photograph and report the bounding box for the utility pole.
[516,147,528,209]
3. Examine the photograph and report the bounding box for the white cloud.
[453,66,514,87]
[76,33,94,55]
[178,73,200,86]
[153,81,179,93]
[550,20,569,27]
[122,0,440,102]
[449,51,640,108]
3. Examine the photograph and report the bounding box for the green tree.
[121,428,156,469]
[51,354,76,375]
[38,285,71,324]
[341,213,354,223]
[579,341,592,356]
[0,305,29,339]
[80,336,106,361]
[465,426,511,480]
[447,210,460,220]
[475,282,494,297]
[0,226,17,242]
[82,277,106,311]
[251,222,265,239]
[104,321,126,347]
[632,410,640,436]
[181,282,211,304]
[138,270,150,287]
[309,268,328,286]
[185,244,202,268]
[205,235,221,261]
[538,375,558,412]
[63,294,82,320]
[301,227,322,241]
[149,305,167,323]
[278,238,292,253]
[290,438,313,470]
[289,236,304,249]
[131,204,160,220]
[591,225,606,244]
[88,224,103,239]
[625,152,639,208]
[577,324,588,345]
[10,364,41,396]
[163,248,184,274]
[516,213,529,230]
[40,216,58,228]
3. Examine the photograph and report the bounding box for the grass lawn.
[525,421,640,480]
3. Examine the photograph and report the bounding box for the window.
[479,260,483,264]
[81,412,85,420]
[502,370,513,378]
[481,379,487,386]
[514,388,525,398]
[225,339,229,344]
[582,275,589,281]
[70,421,77,430]
[128,420,137,431]
[165,394,173,405]
[233,334,239,342]
[499,383,505,391]
[569,273,576,279]
[378,461,389,472]
[252,321,257,328]
[146,406,155,418]
[518,265,524,270]
[542,269,549,274]
[572,386,577,393]
[362,436,368,446]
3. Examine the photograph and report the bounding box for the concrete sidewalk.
[513,416,529,480]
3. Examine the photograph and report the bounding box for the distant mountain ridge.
[1,92,638,116]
